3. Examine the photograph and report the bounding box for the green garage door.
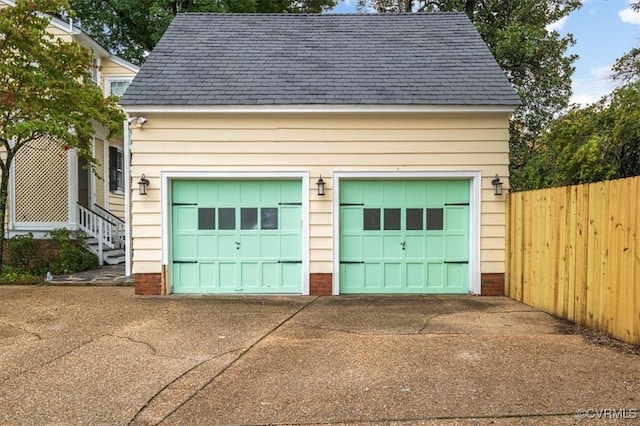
[339,180,470,294]
[171,180,302,294]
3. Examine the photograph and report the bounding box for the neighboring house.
[119,13,520,296]
[1,0,139,265]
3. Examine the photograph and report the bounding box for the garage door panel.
[172,263,199,293]
[280,234,301,258]
[280,206,300,231]
[197,235,217,258]
[281,263,301,289]
[342,235,362,259]
[174,235,197,259]
[446,207,468,231]
[219,182,241,204]
[239,235,260,257]
[384,263,402,288]
[173,181,198,204]
[240,262,258,287]
[341,264,364,292]
[218,262,237,288]
[447,180,470,202]
[172,180,302,294]
[217,235,238,258]
[426,235,445,258]
[382,182,404,204]
[199,262,216,287]
[427,263,444,288]
[261,262,277,287]
[446,263,468,291]
[406,263,425,288]
[446,235,468,258]
[405,181,426,203]
[362,235,382,258]
[197,181,218,204]
[260,235,278,257]
[382,235,402,258]
[340,180,470,294]
[405,236,424,257]
[426,185,446,205]
[174,207,197,231]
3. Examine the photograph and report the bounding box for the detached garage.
[119,13,520,296]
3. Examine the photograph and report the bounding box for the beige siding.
[108,193,125,220]
[101,58,137,77]
[130,112,511,277]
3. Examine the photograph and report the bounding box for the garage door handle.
[174,260,197,264]
[235,242,240,250]
[278,260,302,264]
[444,261,469,264]
[340,261,365,264]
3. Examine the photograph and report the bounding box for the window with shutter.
[109,146,124,192]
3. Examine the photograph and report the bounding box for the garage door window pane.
[241,208,258,230]
[219,208,235,230]
[426,208,444,230]
[261,208,278,230]
[198,208,216,230]
[364,208,380,230]
[406,208,423,230]
[384,208,401,230]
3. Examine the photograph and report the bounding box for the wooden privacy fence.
[506,176,640,345]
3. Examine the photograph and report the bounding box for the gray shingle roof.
[119,13,520,107]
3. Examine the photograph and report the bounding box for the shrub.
[47,229,99,275]
[2,229,100,280]
[6,233,39,270]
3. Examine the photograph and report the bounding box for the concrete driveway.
[0,286,638,425]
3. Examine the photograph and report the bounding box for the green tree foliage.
[0,0,124,270]
[612,47,640,85]
[359,0,580,191]
[69,0,338,65]
[521,82,640,189]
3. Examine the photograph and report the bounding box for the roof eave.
[121,104,520,115]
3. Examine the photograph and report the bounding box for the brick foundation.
[310,273,332,296]
[135,273,162,296]
[481,273,505,296]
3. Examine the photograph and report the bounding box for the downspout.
[7,137,16,236]
[124,119,132,276]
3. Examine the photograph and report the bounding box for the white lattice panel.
[15,136,69,222]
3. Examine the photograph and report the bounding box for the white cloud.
[570,65,615,106]
[546,15,568,32]
[619,3,640,25]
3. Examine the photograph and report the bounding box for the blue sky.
[331,0,640,106]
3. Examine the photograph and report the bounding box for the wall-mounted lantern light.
[491,174,503,196]
[316,176,326,196]
[138,174,150,195]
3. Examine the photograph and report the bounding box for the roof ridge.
[176,12,467,16]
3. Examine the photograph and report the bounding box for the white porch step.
[85,239,125,265]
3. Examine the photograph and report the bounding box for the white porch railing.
[77,203,126,264]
